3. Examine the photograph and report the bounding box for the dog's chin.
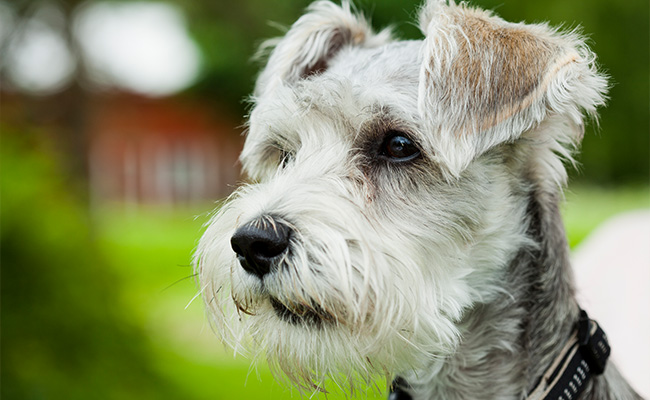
[269,297,335,327]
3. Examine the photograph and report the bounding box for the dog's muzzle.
[230,216,291,279]
[230,217,333,325]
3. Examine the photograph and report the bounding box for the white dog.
[195,1,641,399]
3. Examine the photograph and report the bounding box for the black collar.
[388,309,611,400]
[526,309,610,400]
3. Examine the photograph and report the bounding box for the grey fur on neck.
[521,187,580,394]
[398,186,641,400]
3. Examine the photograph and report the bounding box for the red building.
[87,93,242,207]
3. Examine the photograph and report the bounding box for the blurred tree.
[1,0,91,187]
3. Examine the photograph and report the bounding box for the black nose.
[230,217,291,279]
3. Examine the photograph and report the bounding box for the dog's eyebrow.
[263,126,300,153]
[356,105,418,141]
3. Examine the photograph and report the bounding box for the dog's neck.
[517,187,581,394]
[399,186,581,399]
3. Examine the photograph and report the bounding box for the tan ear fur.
[418,1,608,178]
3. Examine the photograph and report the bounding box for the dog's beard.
[195,185,479,393]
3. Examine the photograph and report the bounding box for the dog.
[195,1,641,399]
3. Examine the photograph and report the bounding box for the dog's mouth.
[269,297,335,327]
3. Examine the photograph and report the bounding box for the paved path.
[571,210,650,398]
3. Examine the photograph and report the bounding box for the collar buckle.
[577,309,610,375]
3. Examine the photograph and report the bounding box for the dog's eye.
[280,150,294,169]
[379,132,420,162]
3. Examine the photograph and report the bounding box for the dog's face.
[196,0,606,392]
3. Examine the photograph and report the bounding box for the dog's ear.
[418,1,608,178]
[254,0,392,98]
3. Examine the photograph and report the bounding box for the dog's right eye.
[379,132,421,162]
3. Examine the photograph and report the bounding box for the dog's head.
[196,0,607,392]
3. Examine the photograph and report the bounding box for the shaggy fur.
[195,1,640,398]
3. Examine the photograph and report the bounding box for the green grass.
[562,185,649,248]
[94,185,648,399]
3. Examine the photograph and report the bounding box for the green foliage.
[0,131,188,400]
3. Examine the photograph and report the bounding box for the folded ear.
[254,0,392,98]
[418,1,608,178]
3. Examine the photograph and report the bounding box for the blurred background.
[1,0,648,399]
